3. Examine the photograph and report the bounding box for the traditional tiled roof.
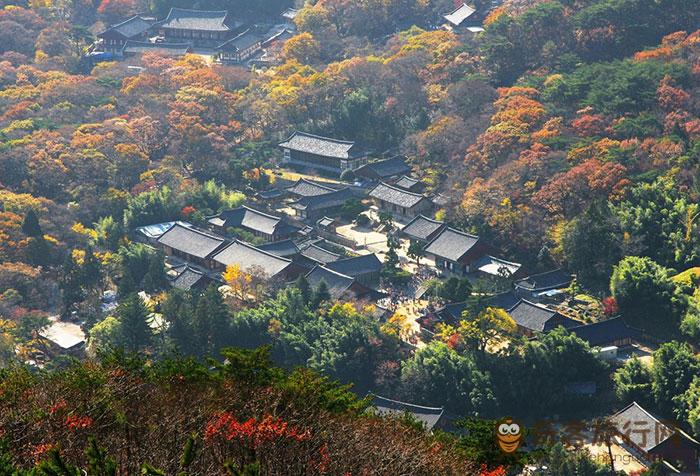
[485,291,520,311]
[424,227,479,263]
[325,254,382,277]
[438,292,521,322]
[437,301,469,323]
[171,265,212,291]
[159,8,233,31]
[507,299,578,333]
[515,269,573,293]
[300,243,341,265]
[354,156,411,179]
[305,266,356,299]
[256,189,282,200]
[611,402,682,452]
[122,41,191,56]
[157,223,226,259]
[100,15,156,38]
[262,28,294,46]
[394,175,422,191]
[217,29,263,51]
[285,178,336,197]
[432,193,450,207]
[281,7,299,20]
[207,206,290,236]
[317,216,335,228]
[369,182,427,209]
[212,240,293,278]
[371,395,445,431]
[279,132,365,159]
[444,3,476,26]
[401,215,446,242]
[568,318,639,348]
[256,239,300,258]
[472,255,522,278]
[291,187,355,211]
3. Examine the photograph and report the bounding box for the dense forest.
[1,0,700,473]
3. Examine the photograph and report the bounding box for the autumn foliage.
[0,349,474,474]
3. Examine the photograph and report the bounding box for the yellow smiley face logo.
[496,419,522,453]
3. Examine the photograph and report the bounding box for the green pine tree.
[116,293,153,352]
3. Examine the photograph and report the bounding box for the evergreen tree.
[21,209,42,237]
[59,254,85,318]
[81,247,103,292]
[162,290,196,355]
[143,250,168,293]
[311,281,330,309]
[295,275,311,305]
[26,235,51,267]
[194,286,231,356]
[116,293,153,352]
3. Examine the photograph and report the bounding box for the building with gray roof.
[514,269,573,300]
[290,187,356,220]
[506,299,579,336]
[472,255,523,280]
[368,182,432,218]
[443,3,477,27]
[285,178,337,198]
[371,395,448,432]
[568,318,638,348]
[299,242,342,265]
[354,156,411,181]
[217,29,263,63]
[305,266,380,301]
[155,8,245,47]
[211,240,304,281]
[98,15,157,54]
[170,265,215,292]
[279,132,370,175]
[423,227,493,276]
[611,402,700,471]
[393,176,425,193]
[324,254,382,287]
[157,223,227,268]
[256,239,300,258]
[122,41,192,57]
[401,215,446,243]
[207,206,299,242]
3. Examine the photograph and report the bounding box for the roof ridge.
[217,28,261,48]
[227,239,292,263]
[330,253,379,264]
[306,243,342,256]
[240,204,283,221]
[371,394,444,412]
[436,226,479,240]
[480,254,522,266]
[167,223,225,241]
[406,214,444,226]
[124,40,191,47]
[374,181,424,198]
[517,268,567,280]
[446,2,474,15]
[167,7,229,14]
[309,265,353,280]
[108,14,151,29]
[568,317,624,330]
[285,131,356,145]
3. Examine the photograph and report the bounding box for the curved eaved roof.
[159,8,231,31]
[279,132,363,159]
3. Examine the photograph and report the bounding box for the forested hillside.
[1,0,700,473]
